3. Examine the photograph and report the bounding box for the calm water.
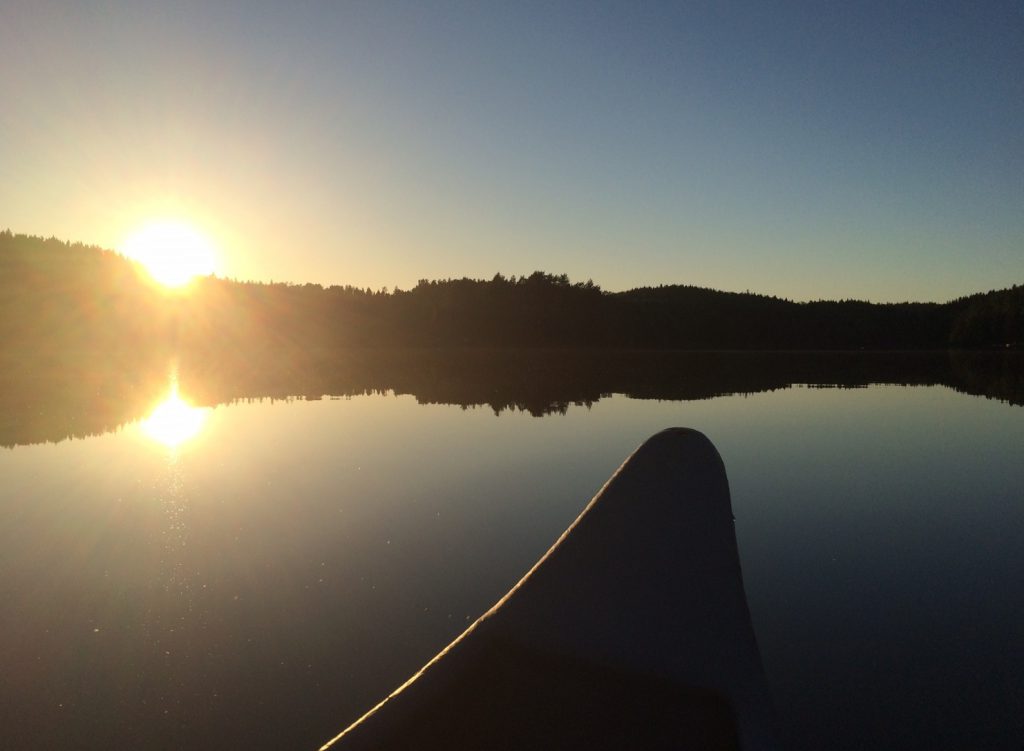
[1,352,1021,750]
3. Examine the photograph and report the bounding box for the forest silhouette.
[2,230,1022,447]
[3,230,1021,358]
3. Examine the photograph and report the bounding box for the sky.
[1,0,1021,302]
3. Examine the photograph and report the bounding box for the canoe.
[321,428,778,750]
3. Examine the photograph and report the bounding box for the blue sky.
[1,1,1021,300]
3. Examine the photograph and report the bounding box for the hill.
[1,230,1020,355]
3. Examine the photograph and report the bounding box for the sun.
[121,220,218,288]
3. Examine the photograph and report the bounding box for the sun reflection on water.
[141,383,210,448]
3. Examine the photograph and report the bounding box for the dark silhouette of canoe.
[321,428,778,750]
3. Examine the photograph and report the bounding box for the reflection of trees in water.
[0,349,170,447]
[3,232,1021,446]
[948,351,1024,407]
[196,349,1020,412]
[2,349,1020,448]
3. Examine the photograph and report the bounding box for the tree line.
[2,229,1021,356]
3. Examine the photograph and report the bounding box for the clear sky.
[2,1,1021,301]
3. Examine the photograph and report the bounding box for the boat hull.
[321,428,777,750]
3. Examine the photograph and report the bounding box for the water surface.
[1,352,1021,749]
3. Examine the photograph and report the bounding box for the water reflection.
[0,375,1020,750]
[141,382,210,449]
[0,349,1021,447]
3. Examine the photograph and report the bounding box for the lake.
[1,350,1021,750]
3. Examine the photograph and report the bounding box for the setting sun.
[121,220,217,288]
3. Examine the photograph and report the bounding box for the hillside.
[1,230,1020,355]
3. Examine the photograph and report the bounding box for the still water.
[1,352,1021,750]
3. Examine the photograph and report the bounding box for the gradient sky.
[2,1,1021,301]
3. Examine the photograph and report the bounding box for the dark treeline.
[2,231,1021,355]
[2,225,1021,448]
[0,231,170,362]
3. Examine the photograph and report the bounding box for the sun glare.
[141,384,211,448]
[121,220,217,288]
